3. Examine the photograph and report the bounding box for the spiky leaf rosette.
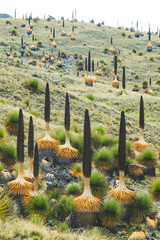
[122,66,125,90]
[139,96,144,129]
[88,51,91,72]
[28,116,34,158]
[92,60,94,72]
[83,109,91,178]
[85,57,87,71]
[45,83,50,123]
[17,109,24,163]
[118,111,126,172]
[65,93,70,131]
[114,55,117,75]
[0,192,12,218]
[34,143,39,178]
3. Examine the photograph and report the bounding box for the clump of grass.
[51,128,65,144]
[70,124,80,133]
[29,215,46,226]
[4,111,19,134]
[0,143,16,168]
[149,179,160,201]
[65,182,81,196]
[129,193,154,223]
[58,223,69,232]
[0,99,6,104]
[135,149,157,168]
[100,198,122,228]
[30,111,39,118]
[23,98,31,107]
[0,192,13,218]
[91,130,102,149]
[137,51,143,56]
[53,196,74,221]
[95,126,106,135]
[85,94,95,101]
[49,189,61,200]
[0,128,7,142]
[0,163,5,172]
[25,79,41,93]
[93,148,114,171]
[27,194,50,218]
[101,136,117,147]
[134,74,140,79]
[60,83,66,88]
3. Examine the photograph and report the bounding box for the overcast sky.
[1,0,159,32]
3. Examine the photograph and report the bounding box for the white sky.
[0,0,159,32]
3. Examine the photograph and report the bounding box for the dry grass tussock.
[0,217,113,240]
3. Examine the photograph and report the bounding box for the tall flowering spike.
[32,34,34,42]
[149,26,151,41]
[72,25,74,33]
[88,51,91,72]
[28,116,34,158]
[21,36,23,47]
[114,55,117,75]
[58,51,60,58]
[50,27,52,33]
[118,111,126,172]
[97,61,99,67]
[139,96,144,129]
[53,28,55,38]
[137,20,138,29]
[45,83,50,123]
[92,60,94,72]
[65,93,70,131]
[33,143,39,178]
[72,10,74,20]
[83,109,91,178]
[111,37,113,44]
[150,78,151,87]
[63,19,65,28]
[28,17,30,25]
[17,109,24,163]
[85,57,87,71]
[122,66,125,89]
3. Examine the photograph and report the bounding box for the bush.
[100,199,122,228]
[24,98,31,107]
[101,136,117,147]
[65,182,81,196]
[85,94,95,101]
[4,112,19,134]
[136,149,157,168]
[25,79,41,93]
[53,196,74,220]
[129,193,153,223]
[121,32,126,37]
[27,194,50,218]
[93,148,114,170]
[11,29,17,36]
[134,74,140,79]
[0,128,7,142]
[149,179,160,201]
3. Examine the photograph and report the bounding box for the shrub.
[91,130,102,149]
[149,57,154,62]
[93,148,114,170]
[0,143,16,167]
[129,193,153,223]
[65,182,81,196]
[149,179,160,201]
[5,20,11,24]
[53,196,74,220]
[97,23,101,27]
[4,112,19,134]
[11,29,17,36]
[100,199,122,228]
[101,136,117,147]
[85,94,95,101]
[60,83,66,88]
[27,194,50,218]
[70,133,83,155]
[25,79,41,93]
[0,128,7,142]
[136,149,157,168]
[95,126,106,135]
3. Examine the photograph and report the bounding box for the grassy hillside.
[0,17,160,239]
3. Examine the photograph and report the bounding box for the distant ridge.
[0,13,12,18]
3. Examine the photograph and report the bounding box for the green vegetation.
[25,79,41,93]
[149,179,160,200]
[53,196,74,221]
[4,112,19,134]
[85,94,95,101]
[136,149,157,168]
